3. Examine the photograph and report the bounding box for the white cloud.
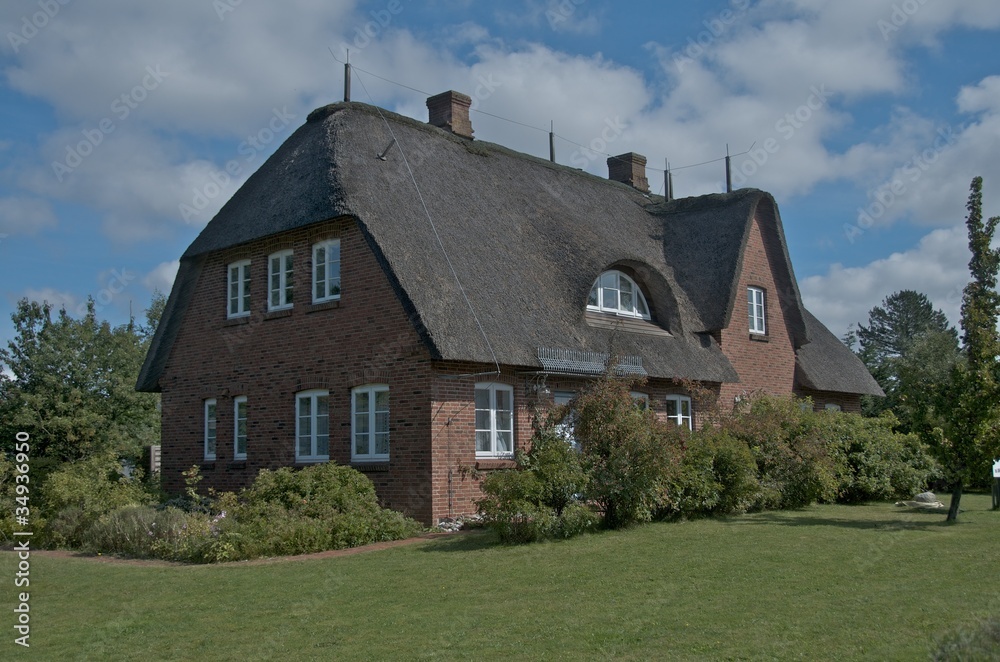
[0,196,57,235]
[144,260,180,294]
[800,226,970,337]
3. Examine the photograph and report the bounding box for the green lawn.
[4,494,999,660]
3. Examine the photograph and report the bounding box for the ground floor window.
[475,382,514,457]
[296,390,329,461]
[665,395,693,429]
[234,396,247,460]
[352,385,389,461]
[204,398,217,460]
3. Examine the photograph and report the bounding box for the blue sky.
[1,0,999,349]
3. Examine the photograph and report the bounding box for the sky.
[1,0,999,350]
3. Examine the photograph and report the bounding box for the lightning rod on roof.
[344,49,351,102]
[725,143,732,193]
[549,120,555,163]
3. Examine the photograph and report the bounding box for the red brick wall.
[158,217,437,523]
[718,212,798,408]
[795,388,862,413]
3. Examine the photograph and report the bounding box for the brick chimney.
[426,91,474,140]
[607,152,649,193]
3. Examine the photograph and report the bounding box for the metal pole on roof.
[549,120,555,163]
[725,143,732,192]
[665,158,673,201]
[344,50,351,102]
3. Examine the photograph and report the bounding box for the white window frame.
[312,239,341,303]
[234,396,247,460]
[587,270,651,320]
[475,382,515,458]
[204,399,217,461]
[748,286,766,334]
[630,391,650,410]
[295,389,330,462]
[824,403,842,412]
[553,391,579,451]
[665,395,693,430]
[268,249,294,311]
[352,385,389,461]
[227,260,251,318]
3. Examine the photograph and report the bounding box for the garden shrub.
[574,376,680,528]
[39,451,156,547]
[82,505,219,561]
[662,430,760,518]
[719,395,838,510]
[477,416,597,543]
[819,412,939,503]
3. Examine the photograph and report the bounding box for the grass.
[4,494,999,660]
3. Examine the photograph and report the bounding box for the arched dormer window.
[587,270,651,319]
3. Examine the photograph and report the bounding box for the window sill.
[264,308,293,321]
[749,333,769,342]
[351,461,390,472]
[475,459,517,470]
[224,315,251,326]
[307,299,340,314]
[294,458,329,465]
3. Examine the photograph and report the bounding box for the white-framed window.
[587,270,651,319]
[295,390,329,462]
[234,396,247,460]
[204,399,217,461]
[228,260,251,318]
[748,286,766,334]
[352,385,389,461]
[666,395,693,429]
[824,403,842,412]
[475,383,514,457]
[630,391,650,410]
[553,390,579,451]
[313,239,341,303]
[268,249,294,310]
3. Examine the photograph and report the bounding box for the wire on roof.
[327,53,753,177]
[346,60,501,377]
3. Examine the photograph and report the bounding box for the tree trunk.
[946,481,963,522]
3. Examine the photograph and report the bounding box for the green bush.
[574,376,680,528]
[820,412,939,503]
[662,431,760,518]
[930,617,1000,661]
[720,396,838,510]
[477,417,598,543]
[81,505,218,561]
[39,452,156,547]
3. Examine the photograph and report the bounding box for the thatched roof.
[137,101,879,397]
[796,310,884,396]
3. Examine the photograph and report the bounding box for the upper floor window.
[665,395,693,430]
[269,250,294,311]
[748,286,766,334]
[227,260,251,318]
[475,383,514,457]
[204,399,217,461]
[296,390,329,462]
[234,396,248,460]
[313,239,341,303]
[587,270,650,319]
[352,385,389,461]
